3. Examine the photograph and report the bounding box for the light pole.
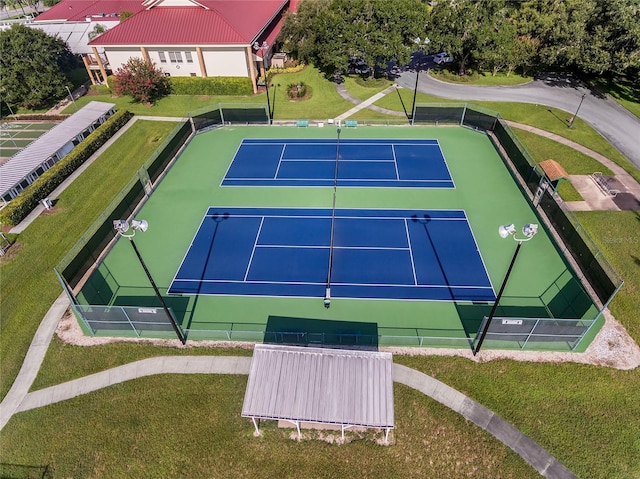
[568,93,586,129]
[113,219,186,344]
[473,223,538,355]
[66,85,78,111]
[253,41,272,123]
[411,36,429,124]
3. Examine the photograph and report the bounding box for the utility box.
[271,53,287,68]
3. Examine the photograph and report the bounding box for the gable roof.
[539,159,569,182]
[242,344,394,430]
[34,0,146,22]
[89,0,288,46]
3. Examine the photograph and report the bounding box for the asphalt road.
[396,69,640,169]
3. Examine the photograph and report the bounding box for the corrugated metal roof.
[89,0,288,46]
[0,101,115,197]
[242,344,394,429]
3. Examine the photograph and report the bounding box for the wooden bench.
[590,172,619,197]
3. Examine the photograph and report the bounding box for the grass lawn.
[267,66,354,119]
[66,66,355,120]
[591,76,640,119]
[62,91,263,116]
[342,75,392,102]
[0,120,177,400]
[573,211,640,341]
[0,375,541,479]
[430,68,532,86]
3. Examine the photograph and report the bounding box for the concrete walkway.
[0,293,69,430]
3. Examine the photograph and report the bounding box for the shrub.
[286,82,309,99]
[113,58,170,104]
[169,77,253,96]
[0,110,133,226]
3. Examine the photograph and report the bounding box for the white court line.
[273,143,286,179]
[404,218,418,285]
[256,244,410,251]
[392,144,400,180]
[176,277,494,289]
[243,217,265,282]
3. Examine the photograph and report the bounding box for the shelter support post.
[251,417,260,435]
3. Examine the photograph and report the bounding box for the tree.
[113,57,170,104]
[0,24,76,109]
[430,0,486,75]
[278,0,330,63]
[279,0,429,76]
[88,23,107,40]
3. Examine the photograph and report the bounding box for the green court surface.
[78,125,599,350]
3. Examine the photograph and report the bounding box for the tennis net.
[324,126,342,308]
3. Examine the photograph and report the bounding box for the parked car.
[347,56,371,76]
[433,52,454,64]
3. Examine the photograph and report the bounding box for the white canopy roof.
[0,101,115,197]
[242,344,394,434]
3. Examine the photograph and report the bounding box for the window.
[168,51,183,63]
[190,73,196,77]
[185,51,193,63]
[158,51,167,63]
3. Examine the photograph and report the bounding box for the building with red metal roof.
[34,0,290,93]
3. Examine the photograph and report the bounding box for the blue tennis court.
[221,139,454,188]
[168,207,494,302]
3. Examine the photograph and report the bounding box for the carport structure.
[242,344,394,442]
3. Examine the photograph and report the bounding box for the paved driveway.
[396,71,640,169]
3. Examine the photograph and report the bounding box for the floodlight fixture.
[498,223,516,238]
[113,219,129,234]
[131,219,148,233]
[498,223,538,242]
[522,223,538,238]
[114,218,148,238]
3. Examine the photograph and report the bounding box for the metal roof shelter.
[242,344,394,443]
[539,159,569,182]
[0,101,115,201]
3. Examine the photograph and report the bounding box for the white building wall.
[105,48,145,71]
[104,46,251,77]
[147,48,200,77]
[202,48,249,77]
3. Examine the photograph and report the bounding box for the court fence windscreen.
[55,103,622,351]
[189,103,269,131]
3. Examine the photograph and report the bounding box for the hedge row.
[0,109,133,227]
[169,76,253,95]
